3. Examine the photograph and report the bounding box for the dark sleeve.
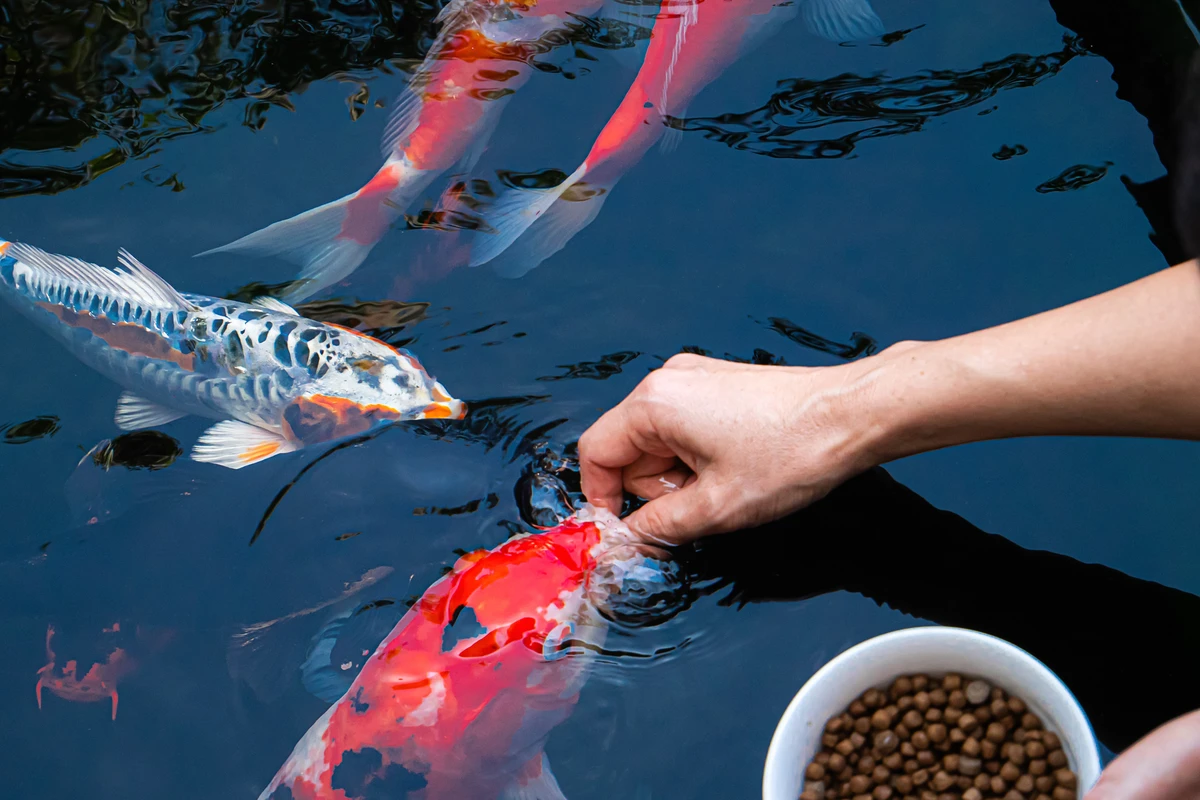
[683,467,1200,753]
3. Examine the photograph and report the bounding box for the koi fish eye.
[541,622,574,662]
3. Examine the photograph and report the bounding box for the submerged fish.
[34,622,173,720]
[199,0,603,302]
[257,506,664,800]
[465,0,884,276]
[0,238,464,468]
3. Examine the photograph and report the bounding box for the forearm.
[844,260,1200,466]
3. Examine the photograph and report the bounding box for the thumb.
[623,478,727,545]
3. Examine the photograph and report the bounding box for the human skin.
[578,260,1200,545]
[1085,709,1200,799]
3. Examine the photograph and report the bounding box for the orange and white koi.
[256,506,662,800]
[0,238,463,468]
[465,0,885,276]
[199,0,604,303]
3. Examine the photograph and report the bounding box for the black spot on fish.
[315,362,329,379]
[238,309,265,321]
[227,333,245,365]
[89,295,101,316]
[274,336,293,367]
[276,371,294,391]
[331,338,341,346]
[442,605,486,652]
[308,353,321,375]
[258,330,269,344]
[351,686,369,714]
[293,341,310,366]
[330,748,427,799]
[300,328,321,341]
[644,101,653,108]
[191,317,208,339]
[277,320,298,339]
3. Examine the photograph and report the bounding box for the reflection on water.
[1,415,60,443]
[669,35,1091,160]
[1036,161,1112,193]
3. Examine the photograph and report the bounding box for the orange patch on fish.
[0,241,10,256]
[282,393,402,445]
[239,441,280,463]
[38,303,195,371]
[421,402,456,419]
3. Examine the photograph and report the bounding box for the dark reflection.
[1,415,60,443]
[993,144,1029,160]
[538,350,643,381]
[84,431,184,471]
[680,467,1200,754]
[668,35,1090,160]
[1036,162,1112,193]
[762,318,878,360]
[412,492,499,516]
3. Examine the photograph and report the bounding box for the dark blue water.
[1,0,1197,796]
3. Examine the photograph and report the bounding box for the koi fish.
[34,622,173,720]
[199,0,604,302]
[465,0,885,276]
[257,506,664,800]
[0,238,463,469]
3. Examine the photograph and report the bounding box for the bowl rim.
[762,625,1102,799]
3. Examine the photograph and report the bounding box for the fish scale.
[0,237,464,468]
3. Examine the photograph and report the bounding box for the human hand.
[1085,709,1200,800]
[577,352,888,544]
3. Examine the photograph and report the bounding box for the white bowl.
[763,626,1102,800]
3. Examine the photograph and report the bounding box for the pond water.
[1,0,1199,796]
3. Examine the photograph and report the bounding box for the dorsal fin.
[251,296,300,316]
[7,242,195,311]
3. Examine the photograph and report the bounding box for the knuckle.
[663,352,707,371]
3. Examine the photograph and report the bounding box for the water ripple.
[667,35,1090,160]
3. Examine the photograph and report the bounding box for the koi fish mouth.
[421,382,466,420]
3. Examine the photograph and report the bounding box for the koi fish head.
[283,332,464,445]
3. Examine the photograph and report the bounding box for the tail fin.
[467,163,595,272]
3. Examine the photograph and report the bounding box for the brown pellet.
[799,675,1078,800]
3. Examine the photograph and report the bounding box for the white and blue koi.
[0,238,464,468]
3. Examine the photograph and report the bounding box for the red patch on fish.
[37,303,195,371]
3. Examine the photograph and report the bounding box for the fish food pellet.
[798,674,1079,800]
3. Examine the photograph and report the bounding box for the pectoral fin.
[500,753,567,800]
[191,421,296,469]
[114,392,188,431]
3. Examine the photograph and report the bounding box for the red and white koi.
[465,0,885,277]
[256,506,661,800]
[199,0,604,303]
[0,238,463,468]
